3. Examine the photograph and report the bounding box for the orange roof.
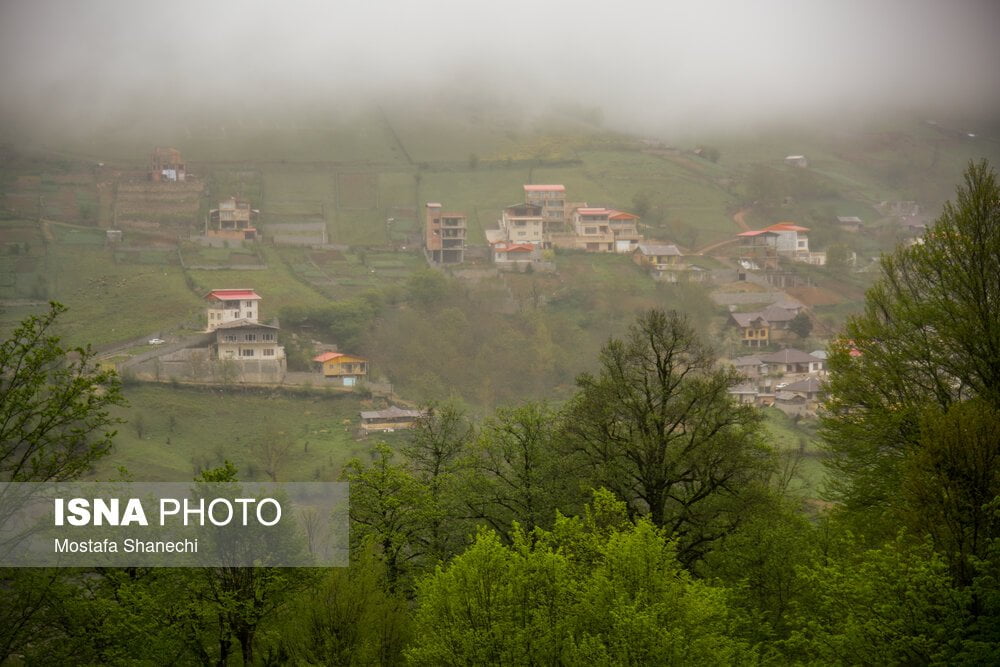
[524,184,565,192]
[313,351,367,363]
[609,210,639,220]
[765,222,810,232]
[494,243,535,253]
[205,289,261,301]
[737,230,777,237]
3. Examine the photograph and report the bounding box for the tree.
[407,492,750,665]
[464,402,586,542]
[402,401,474,563]
[0,302,124,482]
[788,311,813,339]
[822,160,1000,534]
[342,444,433,590]
[562,309,773,566]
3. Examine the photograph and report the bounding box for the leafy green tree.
[563,309,774,566]
[276,541,412,665]
[402,401,474,563]
[464,402,586,542]
[343,443,433,590]
[781,534,970,665]
[822,160,1000,535]
[0,302,124,482]
[408,492,751,665]
[788,311,813,339]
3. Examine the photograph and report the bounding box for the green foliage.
[408,496,751,665]
[0,302,125,482]
[788,311,813,338]
[342,443,435,589]
[822,160,1000,532]
[563,308,774,566]
[465,402,587,542]
[782,535,970,665]
[276,542,412,665]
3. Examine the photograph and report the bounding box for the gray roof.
[761,304,798,322]
[214,319,278,330]
[783,376,825,393]
[731,355,763,367]
[761,348,820,364]
[728,383,758,395]
[730,312,769,328]
[809,350,828,360]
[775,391,805,402]
[360,406,426,420]
[636,243,682,256]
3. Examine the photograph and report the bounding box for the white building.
[205,289,261,331]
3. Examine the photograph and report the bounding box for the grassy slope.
[95,384,388,482]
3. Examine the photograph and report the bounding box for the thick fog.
[1,0,998,137]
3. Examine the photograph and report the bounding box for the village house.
[834,216,864,233]
[208,196,259,241]
[214,320,283,361]
[523,184,568,227]
[205,289,261,331]
[738,223,825,267]
[150,147,186,182]
[313,351,368,387]
[424,202,466,265]
[782,376,826,402]
[496,203,546,245]
[730,312,771,347]
[632,243,699,281]
[359,406,428,434]
[489,242,545,272]
[760,348,825,389]
[608,211,642,252]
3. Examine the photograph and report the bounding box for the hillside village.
[87,144,864,434]
[0,107,983,463]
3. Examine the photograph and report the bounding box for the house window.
[241,349,254,357]
[585,227,597,235]
[262,333,274,341]
[246,334,256,342]
[263,348,275,356]
[225,335,237,342]
[245,301,254,307]
[246,311,253,318]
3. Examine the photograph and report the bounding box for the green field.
[92,384,388,482]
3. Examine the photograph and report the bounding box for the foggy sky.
[1,0,998,136]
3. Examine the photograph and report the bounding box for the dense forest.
[0,161,998,664]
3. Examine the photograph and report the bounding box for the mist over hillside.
[1,0,999,143]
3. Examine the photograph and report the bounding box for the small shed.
[359,406,427,434]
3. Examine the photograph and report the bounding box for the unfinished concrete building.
[150,147,186,182]
[208,196,259,241]
[424,202,466,265]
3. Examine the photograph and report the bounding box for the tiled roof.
[761,348,820,364]
[205,289,261,301]
[636,243,682,256]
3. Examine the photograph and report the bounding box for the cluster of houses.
[728,347,828,417]
[426,184,647,270]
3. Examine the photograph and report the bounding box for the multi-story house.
[214,321,283,361]
[150,147,186,182]
[424,202,466,265]
[208,197,258,241]
[498,203,545,245]
[524,184,567,227]
[205,289,261,331]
